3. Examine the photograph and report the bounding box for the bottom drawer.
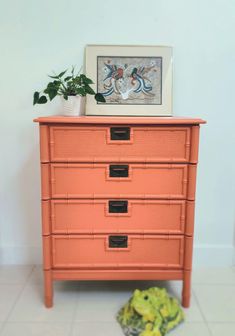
[52,235,184,269]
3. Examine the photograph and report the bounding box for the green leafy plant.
[33,67,105,105]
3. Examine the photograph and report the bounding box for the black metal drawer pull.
[111,127,130,140]
[109,165,129,177]
[109,235,128,248]
[109,200,128,213]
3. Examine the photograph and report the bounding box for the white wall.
[0,0,235,266]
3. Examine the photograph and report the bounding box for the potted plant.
[33,67,105,116]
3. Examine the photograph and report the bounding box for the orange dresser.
[34,116,205,308]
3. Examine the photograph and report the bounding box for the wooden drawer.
[52,234,184,269]
[49,126,191,163]
[50,163,188,199]
[49,199,186,234]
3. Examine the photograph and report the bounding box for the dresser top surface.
[34,116,206,125]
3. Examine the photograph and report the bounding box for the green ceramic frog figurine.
[117,287,184,336]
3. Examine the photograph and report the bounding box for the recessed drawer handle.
[109,235,128,248]
[109,200,128,213]
[109,165,129,177]
[110,127,130,140]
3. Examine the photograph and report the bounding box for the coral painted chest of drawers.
[34,116,205,308]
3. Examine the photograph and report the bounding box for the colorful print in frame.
[97,56,162,105]
[85,45,172,116]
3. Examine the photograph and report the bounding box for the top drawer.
[49,126,191,163]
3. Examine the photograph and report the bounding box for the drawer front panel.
[52,235,184,269]
[50,163,188,199]
[50,126,190,162]
[51,200,185,234]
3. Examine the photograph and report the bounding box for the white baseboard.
[0,245,234,266]
[193,244,234,267]
[0,246,42,265]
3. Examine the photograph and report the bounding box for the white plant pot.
[62,96,85,116]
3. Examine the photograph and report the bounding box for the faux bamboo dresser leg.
[182,234,194,307]
[42,236,53,308]
[44,269,53,308]
[182,270,192,308]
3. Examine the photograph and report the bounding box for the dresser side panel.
[41,163,51,200]
[184,236,193,270]
[185,201,195,236]
[189,126,200,164]
[42,200,51,235]
[39,125,50,163]
[42,236,52,270]
[187,164,197,201]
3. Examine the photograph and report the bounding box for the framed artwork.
[85,45,173,116]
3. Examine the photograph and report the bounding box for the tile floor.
[0,266,234,335]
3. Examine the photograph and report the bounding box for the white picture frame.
[85,45,173,116]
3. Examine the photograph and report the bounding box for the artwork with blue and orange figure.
[97,57,162,105]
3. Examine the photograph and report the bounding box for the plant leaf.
[46,82,54,88]
[41,68,98,103]
[77,87,86,96]
[80,74,93,84]
[38,95,47,104]
[53,80,61,85]
[74,76,82,85]
[48,70,67,79]
[47,81,60,88]
[33,91,39,105]
[48,74,59,79]
[44,87,50,94]
[84,77,93,84]
[64,76,72,81]
[58,70,67,78]
[85,85,95,95]
[44,81,61,96]
[95,93,106,103]
[48,88,58,101]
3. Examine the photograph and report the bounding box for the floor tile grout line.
[0,322,5,335]
[192,287,214,336]
[0,323,4,336]
[0,321,74,336]
[67,302,79,336]
[68,284,86,336]
[23,265,37,286]
[193,283,235,286]
[0,265,34,286]
[205,322,214,336]
[0,321,75,325]
[1,267,235,334]
[68,320,76,335]
[0,265,35,336]
[193,281,235,332]
[3,265,36,324]
[203,320,235,324]
[207,323,215,336]
[191,288,207,322]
